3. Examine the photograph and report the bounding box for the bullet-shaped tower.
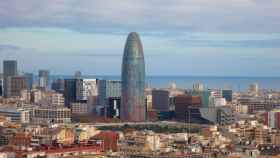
[121,32,146,122]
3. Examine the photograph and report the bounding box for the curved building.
[121,32,146,122]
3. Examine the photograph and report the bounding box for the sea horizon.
[42,75,280,91]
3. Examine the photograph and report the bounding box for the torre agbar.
[121,32,146,122]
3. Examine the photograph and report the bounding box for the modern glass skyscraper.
[121,32,146,122]
[3,60,17,98]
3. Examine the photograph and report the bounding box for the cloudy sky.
[0,0,280,76]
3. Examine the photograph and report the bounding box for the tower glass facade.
[121,32,146,122]
[3,60,17,98]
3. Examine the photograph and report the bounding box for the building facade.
[6,76,27,97]
[152,89,170,111]
[3,60,17,98]
[222,89,233,102]
[64,79,77,107]
[24,73,33,90]
[76,79,98,101]
[51,78,64,93]
[98,80,121,106]
[33,107,71,124]
[106,97,121,118]
[121,32,146,122]
[38,70,50,89]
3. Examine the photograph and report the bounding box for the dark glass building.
[0,78,3,97]
[3,60,17,98]
[106,97,121,119]
[51,78,65,93]
[222,89,233,102]
[64,79,77,107]
[24,73,33,90]
[121,32,146,122]
[152,89,170,111]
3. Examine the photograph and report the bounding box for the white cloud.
[0,0,279,33]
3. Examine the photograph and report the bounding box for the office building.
[98,80,121,106]
[71,102,91,115]
[3,60,17,97]
[200,106,235,125]
[152,89,170,111]
[64,79,77,107]
[6,76,27,97]
[0,77,3,97]
[174,95,201,121]
[76,78,98,101]
[51,78,64,93]
[38,70,49,89]
[106,97,121,118]
[121,32,146,122]
[191,90,211,107]
[24,73,33,90]
[33,107,71,124]
[222,89,233,102]
[174,95,209,124]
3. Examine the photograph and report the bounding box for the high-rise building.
[121,32,146,122]
[174,95,210,124]
[38,70,49,89]
[51,78,64,93]
[98,80,121,106]
[76,79,98,101]
[0,76,3,97]
[264,109,280,129]
[152,89,170,111]
[97,80,121,117]
[193,83,204,92]
[222,89,233,102]
[191,90,211,107]
[64,79,77,107]
[24,73,33,90]
[106,97,121,118]
[74,71,82,79]
[3,60,17,97]
[6,76,27,97]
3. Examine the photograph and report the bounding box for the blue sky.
[0,0,280,76]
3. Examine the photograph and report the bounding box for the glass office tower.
[121,32,146,122]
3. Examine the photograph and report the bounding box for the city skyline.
[0,0,280,76]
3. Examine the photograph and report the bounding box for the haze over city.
[0,0,280,76]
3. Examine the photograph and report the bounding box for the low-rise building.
[32,107,71,124]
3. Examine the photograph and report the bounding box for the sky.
[0,0,280,76]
